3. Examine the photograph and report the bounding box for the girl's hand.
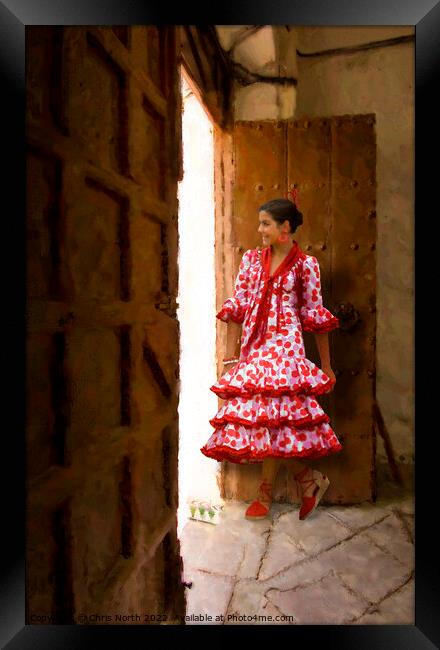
[221,360,239,376]
[322,365,336,390]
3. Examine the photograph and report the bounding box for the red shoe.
[294,467,330,520]
[245,479,272,520]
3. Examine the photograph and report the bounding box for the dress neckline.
[261,243,299,278]
[269,245,295,277]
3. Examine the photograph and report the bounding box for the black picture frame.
[2,0,433,647]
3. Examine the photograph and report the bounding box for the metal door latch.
[155,291,178,316]
[333,302,361,331]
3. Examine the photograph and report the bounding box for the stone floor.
[178,463,415,625]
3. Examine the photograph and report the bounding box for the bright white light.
[177,70,223,539]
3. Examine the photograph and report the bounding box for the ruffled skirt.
[200,347,343,464]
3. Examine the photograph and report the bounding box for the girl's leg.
[284,458,321,498]
[259,457,280,505]
[245,458,280,520]
[282,457,307,475]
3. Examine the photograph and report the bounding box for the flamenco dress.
[200,241,343,465]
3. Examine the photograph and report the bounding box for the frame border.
[2,0,433,646]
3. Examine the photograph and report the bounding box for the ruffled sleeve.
[216,249,252,324]
[299,256,340,332]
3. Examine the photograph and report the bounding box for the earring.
[277,231,289,243]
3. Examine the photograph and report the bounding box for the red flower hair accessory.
[286,187,300,207]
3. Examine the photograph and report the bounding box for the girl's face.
[258,211,290,246]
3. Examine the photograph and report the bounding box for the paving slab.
[323,535,412,603]
[181,568,235,624]
[273,509,352,556]
[353,578,415,625]
[265,571,367,625]
[325,503,393,530]
[214,500,274,536]
[224,579,268,623]
[363,512,415,571]
[179,518,246,577]
[260,551,341,592]
[237,535,271,580]
[258,529,308,581]
[257,601,297,625]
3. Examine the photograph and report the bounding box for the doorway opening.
[176,66,222,537]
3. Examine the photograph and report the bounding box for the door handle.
[333,302,361,332]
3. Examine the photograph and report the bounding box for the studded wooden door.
[26,26,185,624]
[224,116,377,505]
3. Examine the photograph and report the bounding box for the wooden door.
[26,26,185,624]
[224,116,377,505]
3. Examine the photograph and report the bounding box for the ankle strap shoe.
[245,479,273,520]
[294,468,330,520]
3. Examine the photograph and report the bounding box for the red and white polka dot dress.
[200,246,343,464]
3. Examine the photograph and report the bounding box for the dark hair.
[258,198,303,234]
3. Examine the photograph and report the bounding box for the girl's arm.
[313,331,336,385]
[225,320,242,359]
[314,331,331,368]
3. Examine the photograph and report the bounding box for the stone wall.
[294,28,414,468]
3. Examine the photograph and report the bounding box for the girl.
[200,192,343,521]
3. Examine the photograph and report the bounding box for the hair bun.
[258,197,304,235]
